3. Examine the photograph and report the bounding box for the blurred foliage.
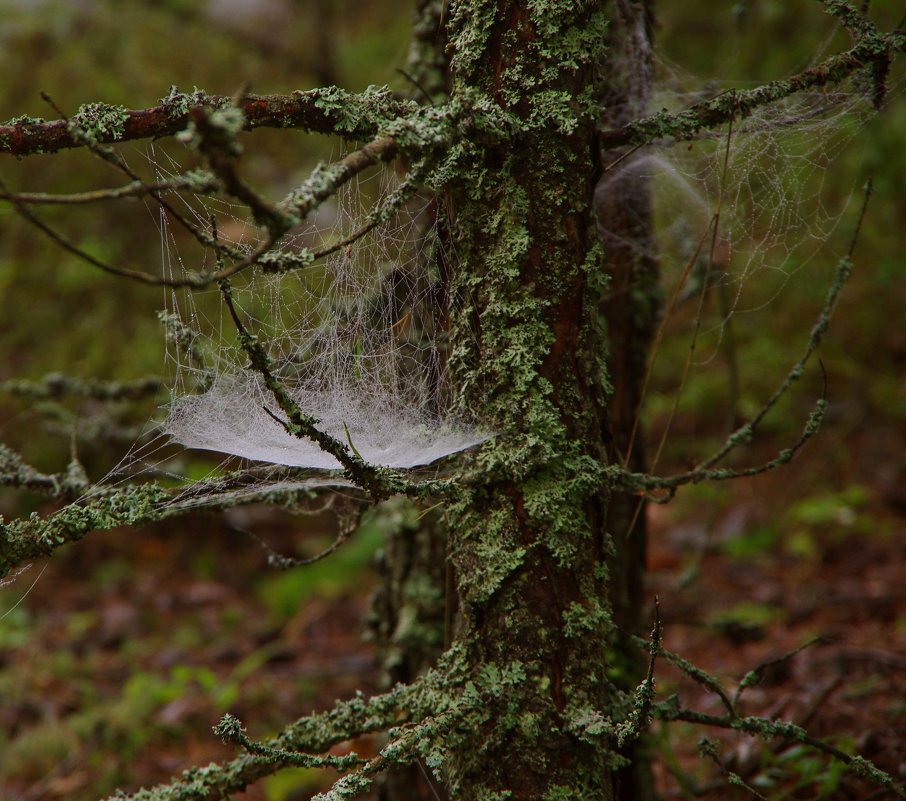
[257,510,384,624]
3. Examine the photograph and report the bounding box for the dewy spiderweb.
[598,66,879,369]
[159,161,487,471]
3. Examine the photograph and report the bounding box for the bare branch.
[0,174,217,205]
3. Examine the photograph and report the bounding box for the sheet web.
[599,68,881,417]
[155,159,487,474]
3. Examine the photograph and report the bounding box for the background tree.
[1,1,904,800]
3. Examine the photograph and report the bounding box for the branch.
[819,0,877,37]
[631,391,826,494]
[637,635,738,718]
[186,101,296,237]
[622,177,872,496]
[0,174,217,205]
[655,707,906,799]
[213,713,363,771]
[2,373,162,401]
[0,444,89,499]
[698,738,770,801]
[277,134,399,221]
[690,178,871,474]
[0,86,417,157]
[0,467,364,577]
[0,133,402,289]
[313,712,458,801]
[311,158,429,260]
[104,678,428,801]
[598,27,905,148]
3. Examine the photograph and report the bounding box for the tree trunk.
[437,2,642,797]
[596,5,660,799]
[371,2,660,797]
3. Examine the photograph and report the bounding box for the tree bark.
[596,4,660,799]
[436,2,636,797]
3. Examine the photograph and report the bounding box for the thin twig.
[0,177,215,205]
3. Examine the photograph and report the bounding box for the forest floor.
[1,427,904,801]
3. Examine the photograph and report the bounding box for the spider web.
[598,54,887,425]
[151,154,487,474]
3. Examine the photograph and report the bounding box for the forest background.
[0,0,904,799]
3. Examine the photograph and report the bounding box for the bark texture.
[433,2,639,797]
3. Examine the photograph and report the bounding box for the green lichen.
[159,85,221,119]
[68,102,129,144]
[256,247,316,273]
[562,599,610,638]
[3,114,46,126]
[310,84,418,136]
[0,484,170,577]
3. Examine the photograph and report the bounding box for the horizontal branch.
[656,707,906,799]
[0,174,216,205]
[0,451,457,577]
[2,373,162,401]
[0,470,350,577]
[0,133,403,289]
[0,86,417,157]
[0,444,89,499]
[598,26,905,148]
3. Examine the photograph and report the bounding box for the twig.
[698,738,770,801]
[0,176,217,205]
[628,178,872,496]
[635,634,737,718]
[214,713,363,770]
[655,708,906,799]
[733,636,823,706]
[615,598,662,746]
[693,178,871,474]
[102,677,430,801]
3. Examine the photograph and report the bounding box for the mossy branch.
[213,713,364,771]
[0,86,417,157]
[1,373,162,401]
[104,679,430,801]
[0,468,367,578]
[0,444,90,499]
[655,707,906,799]
[599,27,905,148]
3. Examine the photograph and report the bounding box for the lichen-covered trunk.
[437,1,636,798]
